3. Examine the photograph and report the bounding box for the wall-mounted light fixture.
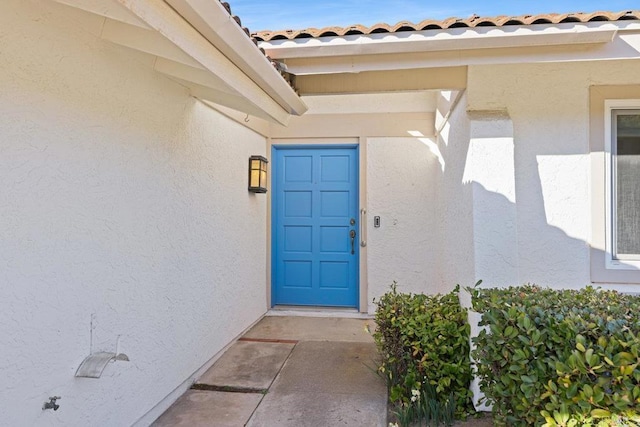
[248,155,268,193]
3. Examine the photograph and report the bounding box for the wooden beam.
[154,59,290,124]
[101,19,203,69]
[154,58,239,95]
[166,0,307,116]
[270,113,434,138]
[52,0,148,28]
[171,78,283,123]
[296,67,467,95]
[115,0,294,125]
[201,102,272,137]
[52,0,306,122]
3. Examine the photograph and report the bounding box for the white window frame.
[604,99,640,270]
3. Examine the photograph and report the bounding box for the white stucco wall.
[436,93,475,291]
[366,137,442,312]
[460,60,640,291]
[0,1,268,425]
[434,61,640,408]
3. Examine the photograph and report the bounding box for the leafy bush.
[373,283,475,425]
[469,285,640,426]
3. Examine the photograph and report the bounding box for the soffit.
[50,0,307,124]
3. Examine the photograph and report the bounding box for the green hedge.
[470,285,640,426]
[373,283,475,423]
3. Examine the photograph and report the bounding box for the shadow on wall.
[435,97,595,291]
[465,180,590,289]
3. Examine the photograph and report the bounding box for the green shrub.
[373,282,475,425]
[469,284,640,426]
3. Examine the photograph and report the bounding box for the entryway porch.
[152,315,387,426]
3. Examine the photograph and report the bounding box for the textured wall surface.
[463,60,640,291]
[4,1,640,423]
[466,113,519,287]
[434,69,640,408]
[366,137,441,312]
[436,93,475,291]
[0,1,267,425]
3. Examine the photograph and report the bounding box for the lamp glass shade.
[248,155,268,193]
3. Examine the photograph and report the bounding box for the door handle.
[360,208,367,247]
[349,230,356,255]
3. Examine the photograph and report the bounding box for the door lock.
[349,230,356,255]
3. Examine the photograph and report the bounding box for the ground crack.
[190,384,267,394]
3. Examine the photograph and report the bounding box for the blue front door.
[272,146,359,308]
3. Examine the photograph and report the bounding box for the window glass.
[615,111,640,257]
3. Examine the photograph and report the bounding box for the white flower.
[389,423,399,427]
[411,389,420,402]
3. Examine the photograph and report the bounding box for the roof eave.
[261,22,628,60]
[164,0,307,116]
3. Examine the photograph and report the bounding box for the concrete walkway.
[152,316,387,427]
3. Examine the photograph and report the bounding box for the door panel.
[272,146,359,307]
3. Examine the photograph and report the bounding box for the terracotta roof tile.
[217,0,296,89]
[253,10,640,41]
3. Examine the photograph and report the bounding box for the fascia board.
[165,0,307,116]
[262,23,622,60]
[115,0,295,125]
[283,34,640,75]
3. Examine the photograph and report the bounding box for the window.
[605,100,640,269]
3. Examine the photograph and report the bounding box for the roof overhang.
[52,0,307,125]
[264,23,618,59]
[261,21,640,75]
[163,0,306,115]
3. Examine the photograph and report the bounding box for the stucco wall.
[462,60,640,291]
[435,93,475,292]
[0,1,268,425]
[366,137,441,312]
[433,61,640,408]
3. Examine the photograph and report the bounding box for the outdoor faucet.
[42,396,60,411]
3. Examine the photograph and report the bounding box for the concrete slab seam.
[190,384,268,394]
[238,337,299,344]
[245,342,298,425]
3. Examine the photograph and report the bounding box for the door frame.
[267,138,368,312]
